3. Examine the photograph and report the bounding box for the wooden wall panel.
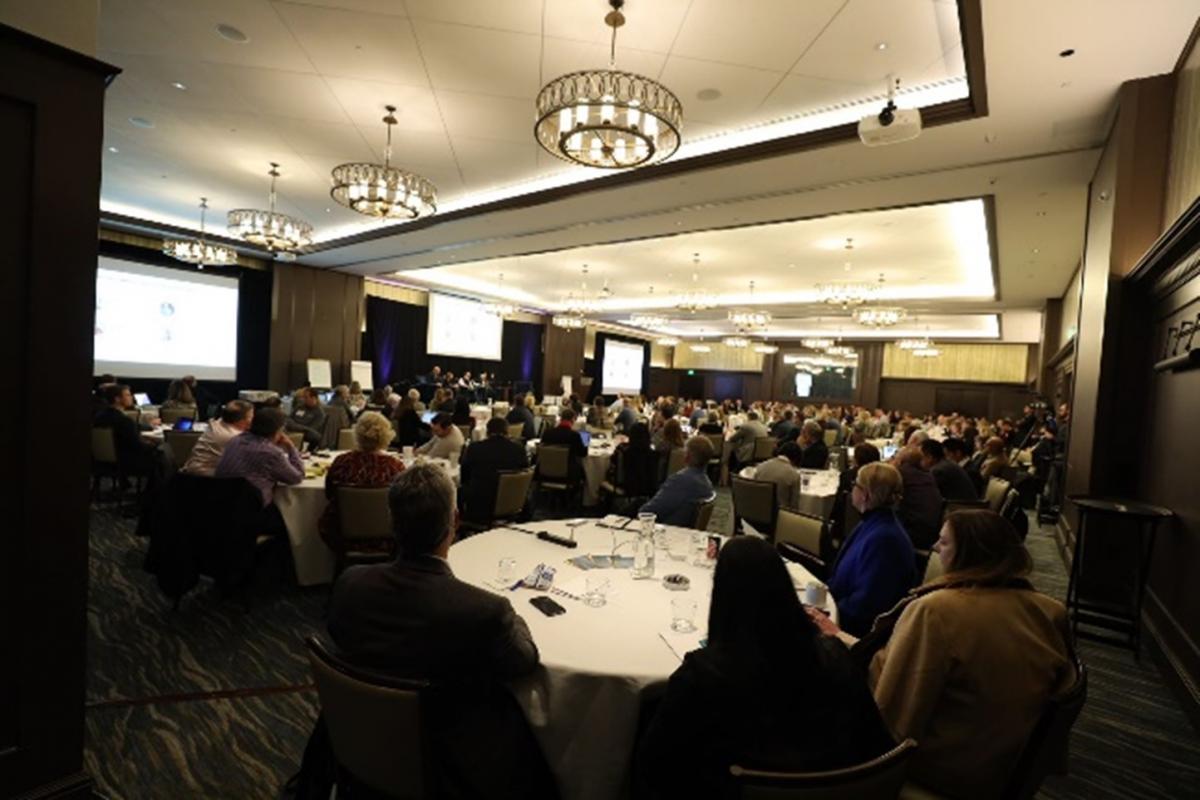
[672,342,764,372]
[269,263,363,390]
[879,379,1036,419]
[1165,37,1200,229]
[882,342,1029,383]
[542,322,585,396]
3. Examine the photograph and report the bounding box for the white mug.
[804,581,827,607]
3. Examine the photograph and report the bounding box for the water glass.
[667,531,690,561]
[497,557,518,585]
[671,598,697,633]
[583,575,610,607]
[804,581,828,608]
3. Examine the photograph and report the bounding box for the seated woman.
[655,417,685,453]
[346,380,367,415]
[637,536,894,798]
[450,395,477,433]
[697,410,724,435]
[161,378,198,417]
[391,396,428,448]
[825,462,917,636]
[813,510,1075,800]
[604,422,658,501]
[319,412,406,557]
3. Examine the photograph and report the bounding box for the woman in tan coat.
[868,510,1075,798]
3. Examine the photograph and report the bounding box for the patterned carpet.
[83,496,1200,799]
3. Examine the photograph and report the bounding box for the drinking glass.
[667,531,689,561]
[583,575,610,607]
[671,598,697,633]
[497,557,518,585]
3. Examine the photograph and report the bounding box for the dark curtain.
[363,295,543,390]
[592,332,651,401]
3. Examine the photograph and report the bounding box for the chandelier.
[854,305,907,327]
[163,197,237,269]
[628,286,669,329]
[535,0,681,169]
[690,343,712,353]
[722,335,750,349]
[753,342,779,354]
[656,335,680,346]
[816,280,875,308]
[483,273,517,318]
[825,345,857,358]
[800,337,835,350]
[676,254,716,313]
[897,336,933,350]
[228,163,313,252]
[727,280,771,331]
[330,105,437,220]
[913,347,942,358]
[552,314,586,330]
[553,264,599,329]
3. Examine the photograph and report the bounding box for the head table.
[448,517,835,800]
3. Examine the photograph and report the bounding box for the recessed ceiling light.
[107,146,119,153]
[129,116,154,128]
[1060,81,1072,89]
[1059,48,1075,58]
[696,88,721,101]
[1031,247,1040,254]
[1036,210,1047,217]
[171,81,187,90]
[876,42,888,51]
[325,208,332,213]
[216,23,249,44]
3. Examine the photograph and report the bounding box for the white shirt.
[181,419,244,477]
[416,425,465,460]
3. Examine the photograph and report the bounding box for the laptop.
[578,430,592,448]
[134,392,151,406]
[421,411,436,425]
[173,418,194,432]
[882,443,899,460]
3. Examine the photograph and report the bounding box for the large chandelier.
[722,335,750,349]
[483,273,517,318]
[535,0,681,169]
[330,105,437,220]
[897,336,933,350]
[656,335,681,346]
[826,345,858,358]
[816,281,875,308]
[754,342,779,354]
[854,305,907,328]
[727,280,771,331]
[228,163,313,252]
[690,343,712,353]
[553,265,597,329]
[163,197,237,269]
[800,337,835,350]
[676,254,716,313]
[552,314,586,330]
[913,347,942,358]
[629,286,669,329]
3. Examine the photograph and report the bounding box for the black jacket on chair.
[460,435,529,523]
[327,556,553,799]
[505,404,537,440]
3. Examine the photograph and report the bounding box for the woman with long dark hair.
[636,536,893,798]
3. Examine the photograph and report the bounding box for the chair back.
[731,475,779,534]
[703,432,725,461]
[984,477,1011,512]
[752,436,776,461]
[287,431,305,451]
[91,427,118,465]
[729,738,917,800]
[455,424,473,442]
[537,445,572,481]
[494,468,534,519]
[122,409,142,423]
[1004,659,1088,800]
[666,446,687,477]
[777,541,827,581]
[922,549,945,584]
[163,430,202,468]
[775,508,825,557]
[693,497,716,532]
[337,428,357,451]
[943,498,988,516]
[507,422,525,441]
[336,487,393,541]
[841,490,861,541]
[823,428,838,448]
[305,636,430,798]
[160,406,196,426]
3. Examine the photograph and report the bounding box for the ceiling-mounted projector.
[858,98,922,146]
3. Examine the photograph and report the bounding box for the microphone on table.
[537,530,579,548]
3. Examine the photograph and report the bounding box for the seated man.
[727,411,769,472]
[214,406,304,536]
[181,399,254,477]
[506,393,538,440]
[286,387,326,451]
[770,408,799,442]
[460,417,530,524]
[753,441,804,510]
[795,419,829,470]
[416,412,465,460]
[639,436,716,527]
[327,464,550,797]
[93,383,162,480]
[919,438,978,501]
[541,407,587,462]
[894,446,944,550]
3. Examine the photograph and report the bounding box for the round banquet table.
[274,451,460,586]
[447,518,835,800]
[738,465,841,520]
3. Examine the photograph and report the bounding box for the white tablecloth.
[447,518,834,800]
[527,439,615,506]
[275,452,460,586]
[469,405,494,426]
[738,465,840,519]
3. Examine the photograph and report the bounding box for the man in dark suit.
[93,383,160,478]
[920,438,978,501]
[770,409,799,442]
[460,417,530,524]
[796,420,829,470]
[506,394,538,440]
[327,463,551,798]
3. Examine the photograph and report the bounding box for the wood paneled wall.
[879,379,1036,420]
[542,322,585,396]
[1165,37,1200,228]
[672,342,765,372]
[269,263,363,390]
[882,342,1030,383]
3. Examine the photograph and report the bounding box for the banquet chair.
[160,406,196,426]
[90,427,122,503]
[287,431,306,451]
[493,467,535,522]
[666,446,687,478]
[823,428,838,448]
[163,429,202,469]
[777,541,827,582]
[507,423,525,441]
[335,487,394,574]
[455,424,473,442]
[1001,656,1087,800]
[750,436,776,464]
[729,737,917,799]
[693,497,716,532]
[534,445,581,511]
[922,548,945,584]
[839,491,861,548]
[731,475,779,538]
[337,428,356,451]
[775,508,826,564]
[306,636,433,799]
[122,408,142,423]
[984,477,1012,512]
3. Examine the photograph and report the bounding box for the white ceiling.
[95,0,966,235]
